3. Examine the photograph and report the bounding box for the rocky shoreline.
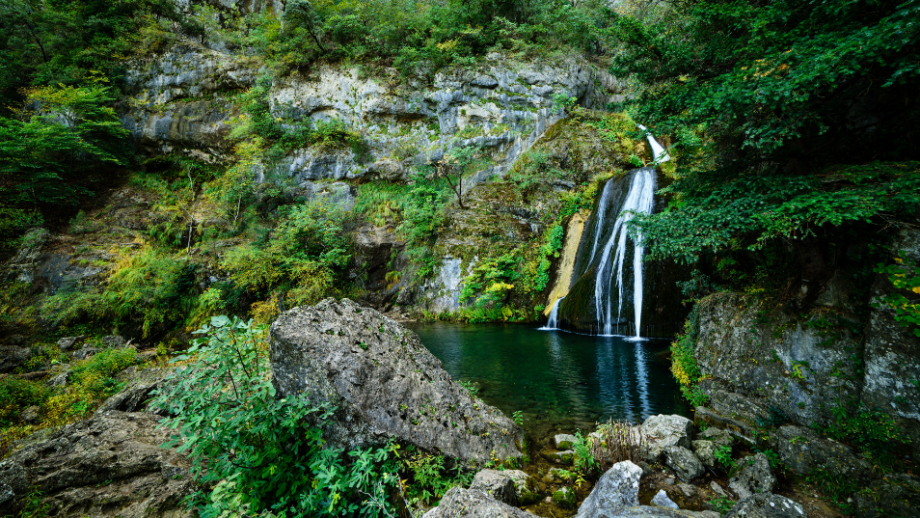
[6,299,915,517]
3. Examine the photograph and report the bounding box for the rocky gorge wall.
[691,228,920,459]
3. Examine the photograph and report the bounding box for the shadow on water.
[410,322,689,438]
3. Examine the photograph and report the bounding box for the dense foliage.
[610,0,920,265]
[152,316,472,517]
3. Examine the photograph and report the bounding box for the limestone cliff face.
[693,229,920,458]
[122,46,617,182]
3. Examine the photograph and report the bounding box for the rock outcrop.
[728,454,776,499]
[693,229,920,458]
[642,414,693,461]
[0,411,193,518]
[269,298,524,462]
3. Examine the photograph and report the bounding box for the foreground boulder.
[0,411,193,517]
[270,298,524,462]
[642,415,693,460]
[422,487,538,518]
[576,461,642,518]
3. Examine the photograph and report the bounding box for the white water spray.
[540,297,564,330]
[590,168,656,337]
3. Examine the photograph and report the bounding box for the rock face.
[769,425,870,482]
[728,454,776,499]
[576,461,642,518]
[663,446,704,483]
[269,298,523,462]
[422,487,539,518]
[642,415,693,461]
[693,231,920,459]
[0,411,193,517]
[724,494,807,518]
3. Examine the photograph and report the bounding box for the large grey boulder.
[664,446,704,482]
[422,487,539,518]
[728,454,776,499]
[0,411,193,517]
[270,298,523,462]
[470,469,515,503]
[642,415,693,460]
[724,494,807,518]
[575,461,642,518]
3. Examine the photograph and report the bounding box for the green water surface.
[410,323,690,437]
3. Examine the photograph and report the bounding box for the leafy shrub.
[44,346,136,423]
[0,378,50,426]
[152,316,401,518]
[670,307,708,406]
[571,432,600,475]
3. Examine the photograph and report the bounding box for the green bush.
[0,378,50,426]
[152,316,402,518]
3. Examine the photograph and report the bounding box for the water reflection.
[410,323,688,434]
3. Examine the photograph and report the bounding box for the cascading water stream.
[590,168,656,337]
[544,126,682,338]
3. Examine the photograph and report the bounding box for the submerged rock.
[555,433,578,450]
[0,411,193,517]
[269,298,523,463]
[553,486,577,508]
[728,454,776,499]
[724,494,807,518]
[422,487,538,518]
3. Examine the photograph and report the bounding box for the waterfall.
[555,167,659,337]
[591,168,656,336]
[637,124,671,164]
[540,297,564,330]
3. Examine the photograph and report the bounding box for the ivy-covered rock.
[269,298,524,463]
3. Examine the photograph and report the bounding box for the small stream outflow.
[540,297,564,330]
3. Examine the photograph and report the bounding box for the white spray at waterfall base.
[539,297,565,331]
